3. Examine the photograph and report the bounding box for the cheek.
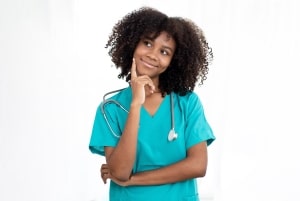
[133,43,147,56]
[160,57,173,69]
[133,49,139,58]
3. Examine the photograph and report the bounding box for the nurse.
[89,6,215,201]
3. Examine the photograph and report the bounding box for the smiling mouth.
[141,59,157,69]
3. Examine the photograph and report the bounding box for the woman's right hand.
[101,163,131,187]
[130,58,155,106]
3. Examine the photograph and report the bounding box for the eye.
[143,40,152,47]
[161,49,170,56]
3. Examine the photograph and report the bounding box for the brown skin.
[101,142,207,186]
[106,7,213,96]
[101,32,208,186]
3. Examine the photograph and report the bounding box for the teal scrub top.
[89,87,215,201]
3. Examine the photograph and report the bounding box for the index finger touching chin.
[131,58,137,79]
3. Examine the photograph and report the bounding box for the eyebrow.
[162,45,174,53]
[142,36,175,53]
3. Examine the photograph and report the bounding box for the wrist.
[126,174,135,186]
[130,102,142,110]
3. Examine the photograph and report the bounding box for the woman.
[89,6,215,201]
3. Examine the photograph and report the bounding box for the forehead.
[160,31,174,42]
[144,31,172,40]
[143,31,176,46]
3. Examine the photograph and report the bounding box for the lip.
[140,59,158,69]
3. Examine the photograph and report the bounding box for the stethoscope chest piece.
[168,129,178,141]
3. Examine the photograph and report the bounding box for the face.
[133,31,176,81]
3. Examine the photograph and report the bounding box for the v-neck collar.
[141,94,170,118]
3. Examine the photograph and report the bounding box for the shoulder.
[99,87,132,111]
[105,86,131,101]
[174,91,205,115]
[174,91,202,105]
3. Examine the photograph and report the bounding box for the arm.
[130,141,208,185]
[102,141,208,186]
[104,104,140,181]
[104,59,155,181]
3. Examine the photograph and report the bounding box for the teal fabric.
[89,87,215,201]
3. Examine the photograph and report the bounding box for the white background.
[1,0,299,201]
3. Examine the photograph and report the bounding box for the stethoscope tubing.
[101,88,177,141]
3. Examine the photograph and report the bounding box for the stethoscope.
[100,88,178,142]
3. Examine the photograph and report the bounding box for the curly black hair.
[105,6,213,96]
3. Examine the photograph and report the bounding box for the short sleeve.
[88,103,120,156]
[184,93,215,149]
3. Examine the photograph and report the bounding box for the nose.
[146,49,159,61]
